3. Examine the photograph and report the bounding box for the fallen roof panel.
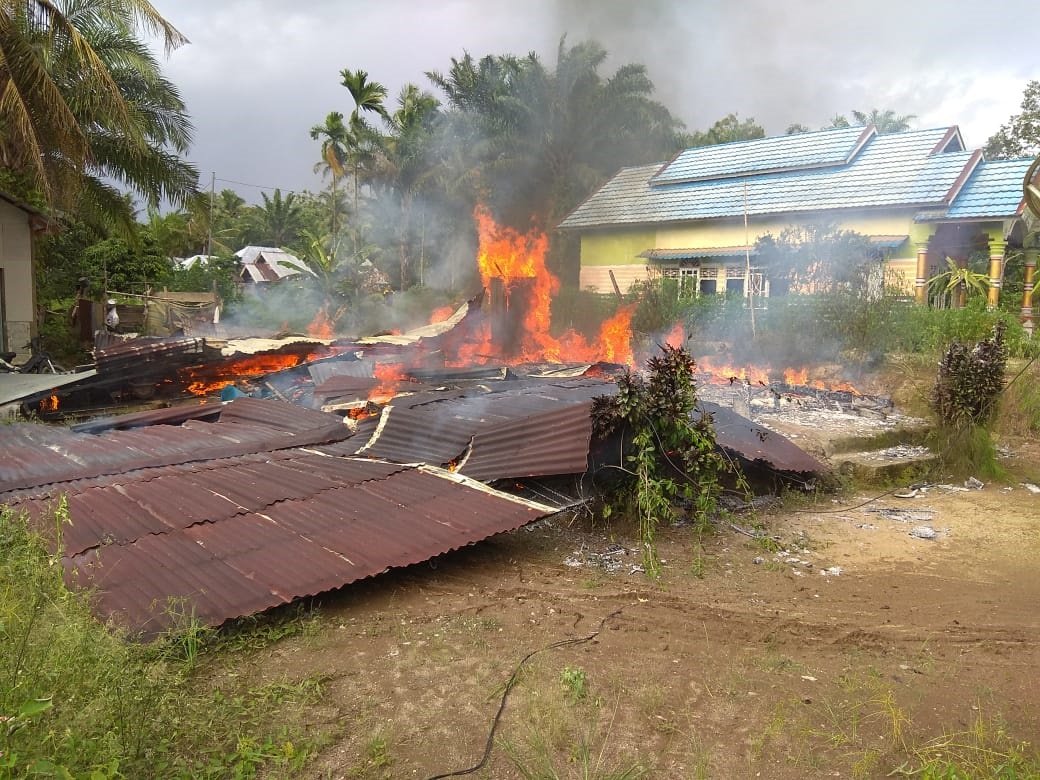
[0,369,98,406]
[7,451,554,636]
[350,378,616,480]
[702,401,825,473]
[0,398,351,493]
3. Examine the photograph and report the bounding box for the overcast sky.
[154,0,1039,204]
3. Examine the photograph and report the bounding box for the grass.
[0,505,330,778]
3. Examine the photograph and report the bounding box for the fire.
[308,306,335,339]
[429,306,454,324]
[783,367,808,386]
[368,362,406,405]
[40,394,59,413]
[451,206,634,366]
[664,323,685,348]
[697,357,770,386]
[181,352,313,396]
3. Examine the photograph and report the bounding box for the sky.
[153,0,1040,205]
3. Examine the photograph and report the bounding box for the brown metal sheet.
[9,451,553,636]
[0,398,352,493]
[350,378,616,480]
[701,402,825,474]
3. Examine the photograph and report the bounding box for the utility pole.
[744,180,756,338]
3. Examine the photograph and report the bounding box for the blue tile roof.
[650,125,873,185]
[559,127,989,230]
[941,158,1031,219]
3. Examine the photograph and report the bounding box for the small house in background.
[0,191,49,361]
[235,246,307,285]
[558,125,1037,329]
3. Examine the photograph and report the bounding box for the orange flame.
[180,352,314,396]
[308,307,335,339]
[368,362,406,404]
[40,394,59,413]
[664,323,685,349]
[451,206,634,366]
[429,306,454,324]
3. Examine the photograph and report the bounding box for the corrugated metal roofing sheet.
[0,398,351,493]
[559,127,974,229]
[6,451,553,635]
[650,125,872,185]
[349,378,616,480]
[702,402,825,474]
[942,157,1032,219]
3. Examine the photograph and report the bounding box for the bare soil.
[240,442,1040,779]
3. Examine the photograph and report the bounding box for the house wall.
[0,200,36,358]
[576,210,929,294]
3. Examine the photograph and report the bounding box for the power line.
[213,176,301,193]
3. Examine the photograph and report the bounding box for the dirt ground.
[236,441,1040,779]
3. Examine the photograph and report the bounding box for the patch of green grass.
[893,710,1040,779]
[349,731,394,778]
[0,505,329,778]
[560,666,588,703]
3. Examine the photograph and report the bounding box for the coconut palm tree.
[0,0,198,228]
[850,108,917,133]
[245,189,305,247]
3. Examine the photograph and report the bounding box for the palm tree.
[310,111,349,238]
[0,0,197,228]
[850,108,916,134]
[339,68,389,252]
[378,84,439,288]
[246,189,305,247]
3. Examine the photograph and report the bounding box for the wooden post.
[1022,249,1037,335]
[914,242,930,304]
[987,236,1004,310]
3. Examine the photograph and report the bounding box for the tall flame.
[452,206,633,366]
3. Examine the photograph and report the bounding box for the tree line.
[4,2,1040,336]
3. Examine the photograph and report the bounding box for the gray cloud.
[154,0,1039,203]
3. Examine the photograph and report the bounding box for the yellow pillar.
[914,242,930,304]
[987,237,1005,310]
[1023,249,1037,336]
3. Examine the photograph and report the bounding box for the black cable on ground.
[424,607,625,780]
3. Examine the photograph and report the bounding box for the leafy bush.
[592,345,727,576]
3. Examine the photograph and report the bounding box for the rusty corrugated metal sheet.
[95,336,205,375]
[7,450,553,636]
[350,378,615,480]
[71,401,223,433]
[0,398,351,493]
[701,402,825,474]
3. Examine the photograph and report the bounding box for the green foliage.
[684,113,765,147]
[560,667,588,703]
[0,505,326,778]
[592,345,727,576]
[755,223,881,295]
[0,1,198,230]
[985,80,1040,159]
[166,253,241,304]
[927,257,990,300]
[82,235,171,295]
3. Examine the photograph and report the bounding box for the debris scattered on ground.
[1021,482,1040,494]
[865,507,937,524]
[965,476,985,490]
[909,526,938,540]
[819,566,843,576]
[563,543,640,573]
[862,445,932,461]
